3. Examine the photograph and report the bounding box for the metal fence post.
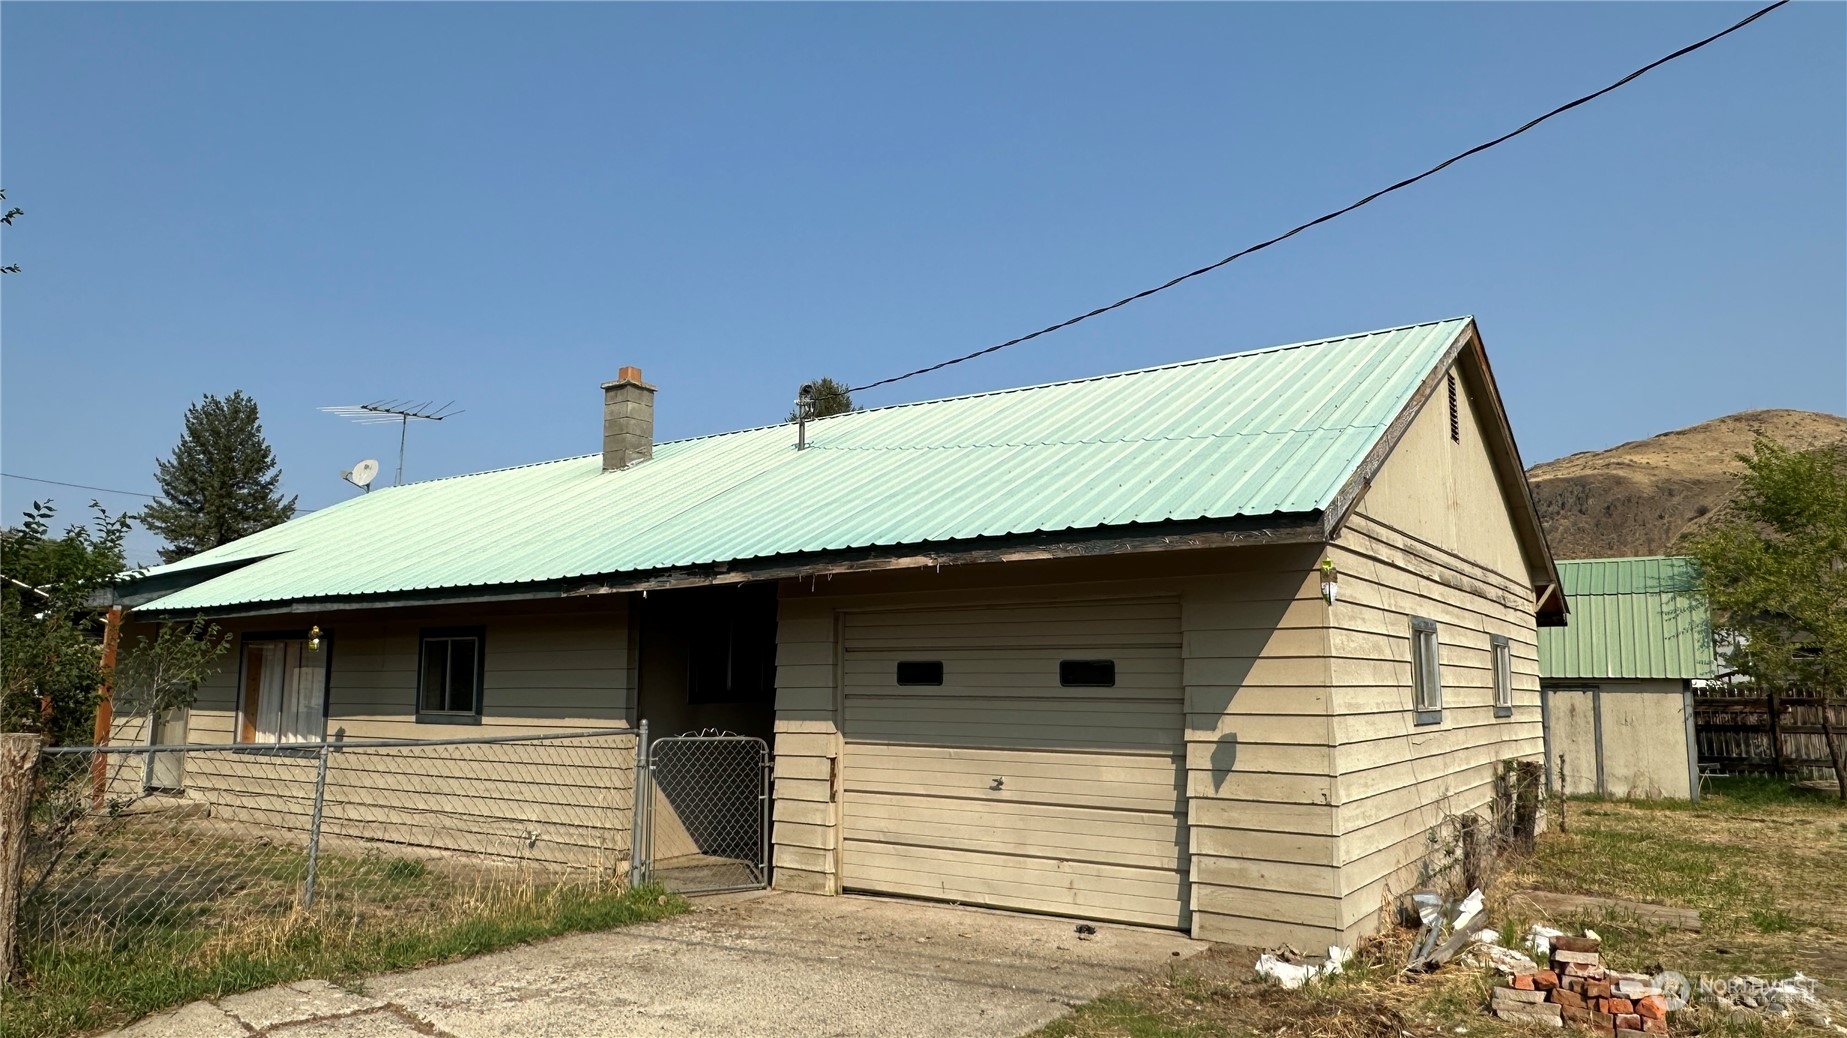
[303,744,332,909]
[628,720,649,888]
[759,741,772,882]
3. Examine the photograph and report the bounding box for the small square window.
[418,627,484,721]
[1491,636,1513,717]
[1411,618,1441,724]
[1059,660,1115,687]
[895,660,944,686]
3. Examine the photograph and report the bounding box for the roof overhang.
[129,513,1326,621]
[99,554,280,611]
[1318,318,1567,627]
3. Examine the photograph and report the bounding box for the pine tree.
[142,391,298,563]
[787,377,858,422]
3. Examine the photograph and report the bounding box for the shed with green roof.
[1538,556,1714,801]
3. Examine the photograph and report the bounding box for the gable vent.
[1447,371,1460,443]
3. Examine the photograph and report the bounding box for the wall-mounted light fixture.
[1319,559,1339,606]
[308,625,323,652]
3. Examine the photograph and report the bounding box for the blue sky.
[3,3,1842,566]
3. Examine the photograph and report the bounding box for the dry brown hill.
[1525,409,1847,560]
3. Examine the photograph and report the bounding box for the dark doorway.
[636,582,778,741]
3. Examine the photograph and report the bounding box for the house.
[1537,556,1714,801]
[112,316,1563,948]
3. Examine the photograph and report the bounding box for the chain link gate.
[629,722,771,894]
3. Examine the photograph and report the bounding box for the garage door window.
[1059,660,1115,687]
[895,660,944,686]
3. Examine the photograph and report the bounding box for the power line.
[851,0,1790,394]
[1,472,156,499]
[0,472,320,518]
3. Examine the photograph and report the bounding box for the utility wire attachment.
[849,0,1789,395]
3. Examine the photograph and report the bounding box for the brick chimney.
[601,366,655,471]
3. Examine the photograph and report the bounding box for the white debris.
[1255,946,1351,989]
[1452,889,1486,932]
[1471,928,1502,946]
[1522,923,1566,957]
[1255,954,1317,989]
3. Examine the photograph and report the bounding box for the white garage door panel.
[841,599,1188,929]
[844,600,1184,650]
[847,746,1183,811]
[846,844,1187,922]
[846,707,1183,748]
[846,792,1184,870]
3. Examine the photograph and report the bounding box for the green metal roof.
[136,318,1475,612]
[1538,557,1714,681]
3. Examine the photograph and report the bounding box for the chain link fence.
[632,725,770,895]
[17,729,637,962]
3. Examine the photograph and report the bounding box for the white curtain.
[249,640,327,743]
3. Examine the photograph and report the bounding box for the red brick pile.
[1490,935,1671,1035]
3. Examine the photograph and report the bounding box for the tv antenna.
[319,400,461,485]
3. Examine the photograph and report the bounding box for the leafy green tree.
[142,391,298,563]
[0,502,131,744]
[1685,439,1847,798]
[112,617,232,719]
[788,377,858,422]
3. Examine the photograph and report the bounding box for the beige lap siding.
[127,601,638,868]
[1322,357,1545,942]
[1324,514,1542,944]
[1183,568,1341,949]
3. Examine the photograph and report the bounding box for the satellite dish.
[343,459,380,492]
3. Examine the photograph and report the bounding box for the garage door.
[841,598,1188,929]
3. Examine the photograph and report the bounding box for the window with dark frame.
[1059,660,1116,687]
[1411,618,1441,723]
[1491,635,1513,716]
[895,660,944,686]
[419,628,484,719]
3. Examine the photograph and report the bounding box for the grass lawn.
[1032,778,1846,1038]
[2,814,687,1038]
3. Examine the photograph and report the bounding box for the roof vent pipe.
[794,381,815,450]
[602,366,655,471]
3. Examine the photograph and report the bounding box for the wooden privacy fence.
[1695,694,1847,779]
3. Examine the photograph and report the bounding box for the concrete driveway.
[111,891,1207,1038]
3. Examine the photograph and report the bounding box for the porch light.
[308,625,322,652]
[1320,559,1339,606]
